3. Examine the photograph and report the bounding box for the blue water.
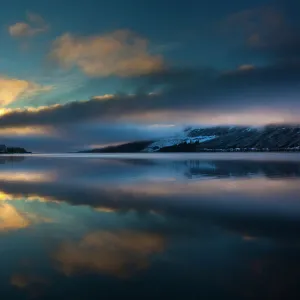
[1,153,300,299]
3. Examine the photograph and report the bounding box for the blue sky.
[0,0,300,151]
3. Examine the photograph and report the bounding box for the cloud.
[224,7,286,47]
[0,63,299,152]
[223,6,300,63]
[238,64,255,71]
[53,231,165,277]
[0,76,53,107]
[0,64,300,128]
[90,94,115,101]
[222,64,256,76]
[9,12,49,38]
[0,126,55,137]
[49,30,165,77]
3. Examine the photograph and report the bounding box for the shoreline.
[3,152,300,162]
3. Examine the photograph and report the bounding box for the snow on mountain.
[144,127,217,152]
[143,124,300,152]
[85,124,300,153]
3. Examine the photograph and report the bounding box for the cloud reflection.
[0,202,53,232]
[0,171,55,183]
[1,157,300,241]
[0,203,30,231]
[0,190,53,232]
[11,273,50,298]
[54,230,165,277]
[1,156,300,300]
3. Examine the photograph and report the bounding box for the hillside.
[83,125,300,153]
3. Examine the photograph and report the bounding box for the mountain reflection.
[2,154,300,299]
[0,156,25,164]
[114,158,300,178]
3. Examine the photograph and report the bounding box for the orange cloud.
[0,76,53,107]
[50,30,164,77]
[0,126,55,136]
[126,108,296,125]
[54,230,165,277]
[9,12,49,38]
[238,64,255,71]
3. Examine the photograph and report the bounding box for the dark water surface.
[1,153,300,299]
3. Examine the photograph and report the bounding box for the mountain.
[83,125,300,153]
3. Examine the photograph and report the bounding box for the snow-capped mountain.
[143,127,217,152]
[143,125,300,152]
[83,125,300,153]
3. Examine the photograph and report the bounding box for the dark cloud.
[0,63,300,131]
[224,6,300,63]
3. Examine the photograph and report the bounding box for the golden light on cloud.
[238,64,255,71]
[50,30,164,77]
[0,191,12,201]
[91,94,115,101]
[94,206,117,213]
[126,109,297,125]
[0,126,55,137]
[54,230,165,277]
[0,76,53,107]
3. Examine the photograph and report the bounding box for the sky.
[1,0,300,152]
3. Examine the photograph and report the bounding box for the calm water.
[1,153,300,299]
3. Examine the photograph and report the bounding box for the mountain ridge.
[81,125,300,153]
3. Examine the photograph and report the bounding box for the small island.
[0,144,31,154]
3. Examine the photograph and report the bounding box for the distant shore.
[0,147,31,154]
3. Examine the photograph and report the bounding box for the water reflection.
[0,156,25,164]
[1,154,300,299]
[54,231,165,278]
[11,274,50,298]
